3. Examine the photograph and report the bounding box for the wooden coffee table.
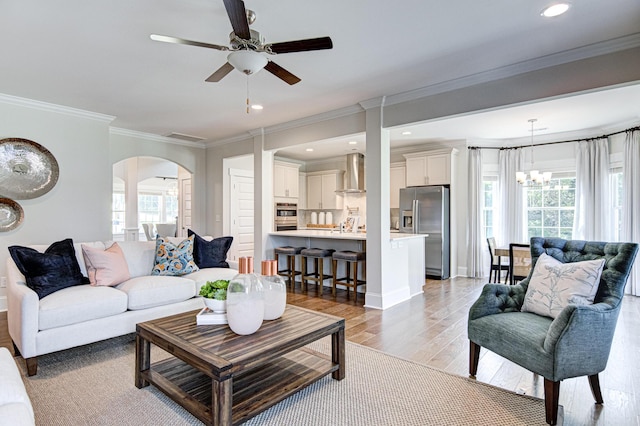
[135,305,345,426]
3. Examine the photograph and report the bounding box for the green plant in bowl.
[199,280,229,301]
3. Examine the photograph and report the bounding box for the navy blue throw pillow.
[8,238,89,299]
[187,229,233,268]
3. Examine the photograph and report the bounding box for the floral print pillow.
[151,235,199,276]
[521,253,605,319]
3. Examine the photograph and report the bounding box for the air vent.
[164,132,205,142]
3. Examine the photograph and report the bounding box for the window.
[482,177,498,239]
[138,192,178,225]
[112,192,125,235]
[526,176,575,239]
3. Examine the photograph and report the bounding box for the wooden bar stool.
[332,250,366,301]
[274,246,305,289]
[300,248,335,295]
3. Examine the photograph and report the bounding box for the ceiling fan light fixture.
[541,3,570,17]
[227,50,268,75]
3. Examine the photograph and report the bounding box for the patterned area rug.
[17,334,560,425]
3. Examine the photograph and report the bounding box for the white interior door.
[178,178,191,237]
[229,170,254,262]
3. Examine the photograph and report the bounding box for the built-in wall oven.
[275,202,298,231]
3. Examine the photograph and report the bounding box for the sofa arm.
[543,303,619,372]
[5,259,39,358]
[468,283,526,321]
[0,347,35,425]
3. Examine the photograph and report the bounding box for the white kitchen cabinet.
[273,161,300,199]
[390,162,406,208]
[306,170,344,210]
[403,148,458,186]
[298,172,307,209]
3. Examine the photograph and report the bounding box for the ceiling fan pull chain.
[246,75,250,114]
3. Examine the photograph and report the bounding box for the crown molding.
[0,93,115,123]
[109,127,205,148]
[384,33,640,107]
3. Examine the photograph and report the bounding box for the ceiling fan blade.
[264,61,301,85]
[223,0,251,40]
[205,62,235,82]
[266,37,333,54]
[150,34,228,51]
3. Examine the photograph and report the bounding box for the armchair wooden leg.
[588,374,604,404]
[543,379,560,425]
[469,341,480,377]
[25,357,38,377]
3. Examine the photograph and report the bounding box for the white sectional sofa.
[0,347,34,425]
[6,239,238,376]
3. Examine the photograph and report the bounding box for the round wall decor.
[0,198,24,232]
[0,138,59,199]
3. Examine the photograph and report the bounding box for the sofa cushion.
[38,285,128,331]
[114,241,156,278]
[8,239,89,299]
[151,236,199,276]
[522,253,605,319]
[116,276,196,310]
[81,242,130,287]
[188,229,233,268]
[183,268,239,292]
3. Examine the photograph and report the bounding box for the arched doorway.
[112,156,191,241]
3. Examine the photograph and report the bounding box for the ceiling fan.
[150,0,333,85]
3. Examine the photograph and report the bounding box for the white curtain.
[572,138,611,240]
[498,148,525,245]
[622,129,640,296]
[466,148,484,278]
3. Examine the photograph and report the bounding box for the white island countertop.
[269,230,427,240]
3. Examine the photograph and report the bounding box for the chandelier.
[516,119,552,186]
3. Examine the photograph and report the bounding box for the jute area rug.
[17,334,559,425]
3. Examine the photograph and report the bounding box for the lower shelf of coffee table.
[146,346,338,425]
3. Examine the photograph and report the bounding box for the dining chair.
[509,243,531,285]
[142,223,155,241]
[487,237,509,283]
[155,223,176,238]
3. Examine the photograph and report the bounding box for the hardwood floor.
[2,277,638,425]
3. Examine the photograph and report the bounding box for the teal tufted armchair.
[467,237,638,425]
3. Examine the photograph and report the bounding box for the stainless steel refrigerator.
[399,185,450,279]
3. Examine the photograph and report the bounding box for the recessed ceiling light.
[305,148,314,152]
[541,3,570,17]
[402,131,412,136]
[348,141,358,145]
[251,104,263,110]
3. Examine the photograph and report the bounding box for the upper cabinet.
[273,161,300,200]
[403,148,458,186]
[390,162,406,209]
[306,170,344,210]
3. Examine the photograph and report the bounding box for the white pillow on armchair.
[521,253,605,319]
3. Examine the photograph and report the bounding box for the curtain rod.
[468,125,640,150]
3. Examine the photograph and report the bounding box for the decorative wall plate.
[0,198,24,232]
[0,138,59,199]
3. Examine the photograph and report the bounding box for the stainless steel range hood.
[337,153,365,193]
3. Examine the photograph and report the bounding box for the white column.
[252,128,274,265]
[124,158,139,241]
[361,97,411,309]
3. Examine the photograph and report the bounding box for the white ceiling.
[2,1,639,156]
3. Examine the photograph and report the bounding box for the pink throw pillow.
[82,242,130,287]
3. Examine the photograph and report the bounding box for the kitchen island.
[268,230,427,307]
